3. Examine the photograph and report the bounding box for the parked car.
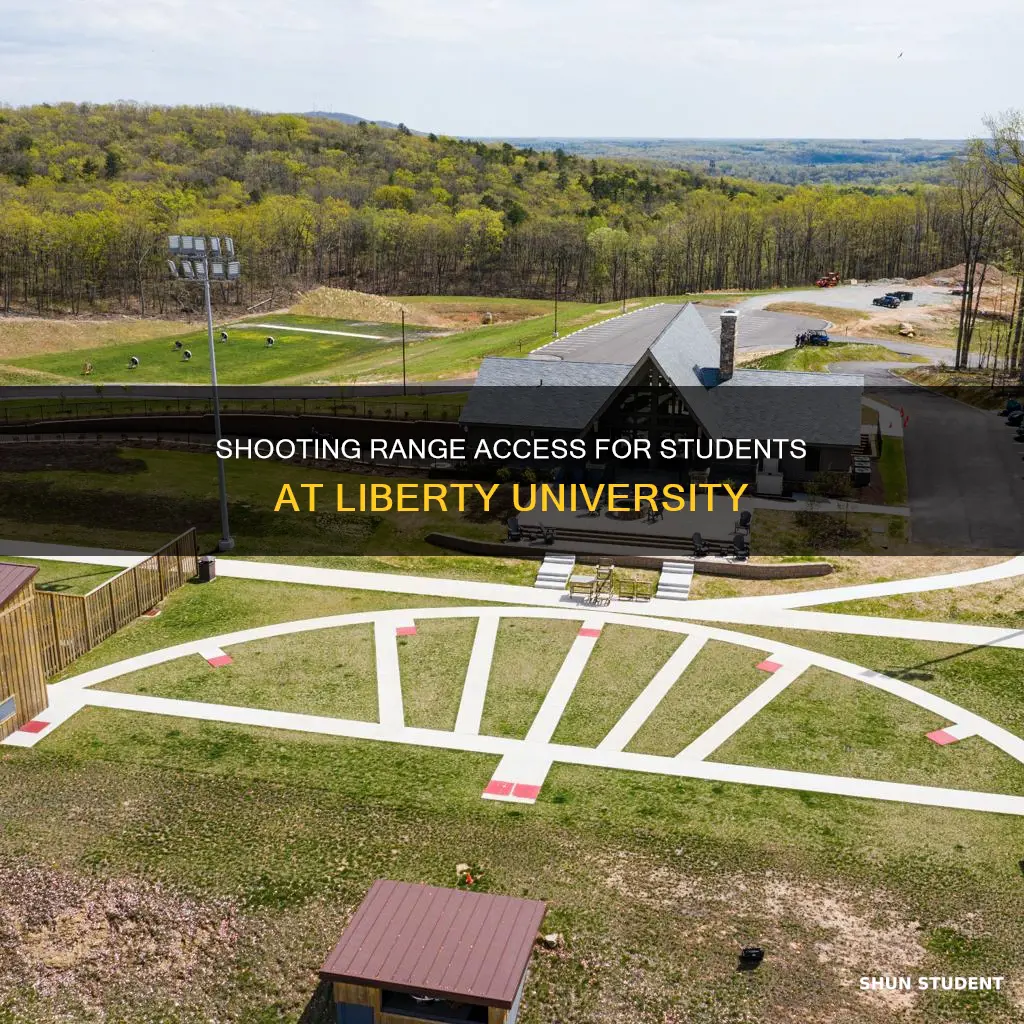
[873,295,901,308]
[889,290,914,301]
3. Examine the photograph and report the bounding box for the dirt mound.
[290,287,416,324]
[913,263,1016,288]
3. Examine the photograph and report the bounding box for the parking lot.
[737,283,959,315]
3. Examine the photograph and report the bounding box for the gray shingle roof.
[646,303,722,388]
[462,357,632,429]
[684,370,865,447]
[462,306,864,447]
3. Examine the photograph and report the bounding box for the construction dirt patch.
[600,851,928,1020]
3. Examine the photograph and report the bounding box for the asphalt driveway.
[889,384,1024,551]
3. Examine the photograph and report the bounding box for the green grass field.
[5,591,1024,1023]
[742,342,929,373]
[0,446,506,555]
[98,623,382,720]
[6,306,605,385]
[2,555,123,594]
[5,292,778,386]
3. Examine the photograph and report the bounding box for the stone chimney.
[719,309,738,382]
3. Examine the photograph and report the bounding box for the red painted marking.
[483,780,514,796]
[927,729,958,746]
[207,655,233,667]
[142,608,161,617]
[756,660,782,672]
[19,720,48,734]
[512,783,541,800]
[395,625,417,636]
[578,627,602,638]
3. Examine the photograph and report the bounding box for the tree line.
[0,103,1015,331]
[948,113,1024,374]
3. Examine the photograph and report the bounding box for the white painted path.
[243,322,388,340]
[524,617,602,744]
[678,659,806,761]
[454,614,499,735]
[9,605,1024,818]
[25,552,1024,647]
[598,634,706,752]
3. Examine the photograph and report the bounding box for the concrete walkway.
[24,550,1024,651]
[10,604,1022,818]
[678,659,806,761]
[524,617,602,744]
[454,614,499,735]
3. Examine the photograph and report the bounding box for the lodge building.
[461,303,866,495]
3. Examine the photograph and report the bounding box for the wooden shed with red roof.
[0,562,47,740]
[320,880,547,1024]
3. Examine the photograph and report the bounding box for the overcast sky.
[2,0,1020,138]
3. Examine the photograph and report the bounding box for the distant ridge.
[304,111,423,134]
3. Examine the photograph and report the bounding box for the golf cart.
[795,329,830,347]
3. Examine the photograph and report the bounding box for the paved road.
[895,385,1024,550]
[532,302,825,364]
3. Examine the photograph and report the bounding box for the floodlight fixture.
[209,237,222,256]
[224,237,235,258]
[166,259,179,278]
[168,235,181,253]
[227,260,241,280]
[181,235,195,255]
[181,260,195,279]
[193,260,207,279]
[194,236,207,256]
[210,261,225,280]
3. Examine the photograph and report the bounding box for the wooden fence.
[34,528,199,677]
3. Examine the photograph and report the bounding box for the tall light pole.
[167,234,239,552]
[401,309,407,396]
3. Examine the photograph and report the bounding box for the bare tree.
[950,140,998,369]
[984,111,1024,373]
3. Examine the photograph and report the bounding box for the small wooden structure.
[320,880,546,1024]
[0,563,47,740]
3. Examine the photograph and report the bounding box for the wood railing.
[34,527,199,677]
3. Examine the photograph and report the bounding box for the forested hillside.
[497,138,963,185]
[0,103,971,315]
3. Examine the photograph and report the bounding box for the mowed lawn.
[480,618,582,738]
[97,623,381,720]
[2,556,123,595]
[7,292,764,385]
[0,446,507,555]
[397,617,478,730]
[742,342,928,372]
[625,639,771,756]
[8,315,411,385]
[712,665,1024,796]
[7,305,608,384]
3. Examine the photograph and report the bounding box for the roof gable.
[320,880,547,1008]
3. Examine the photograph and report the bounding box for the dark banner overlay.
[0,383,1022,557]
